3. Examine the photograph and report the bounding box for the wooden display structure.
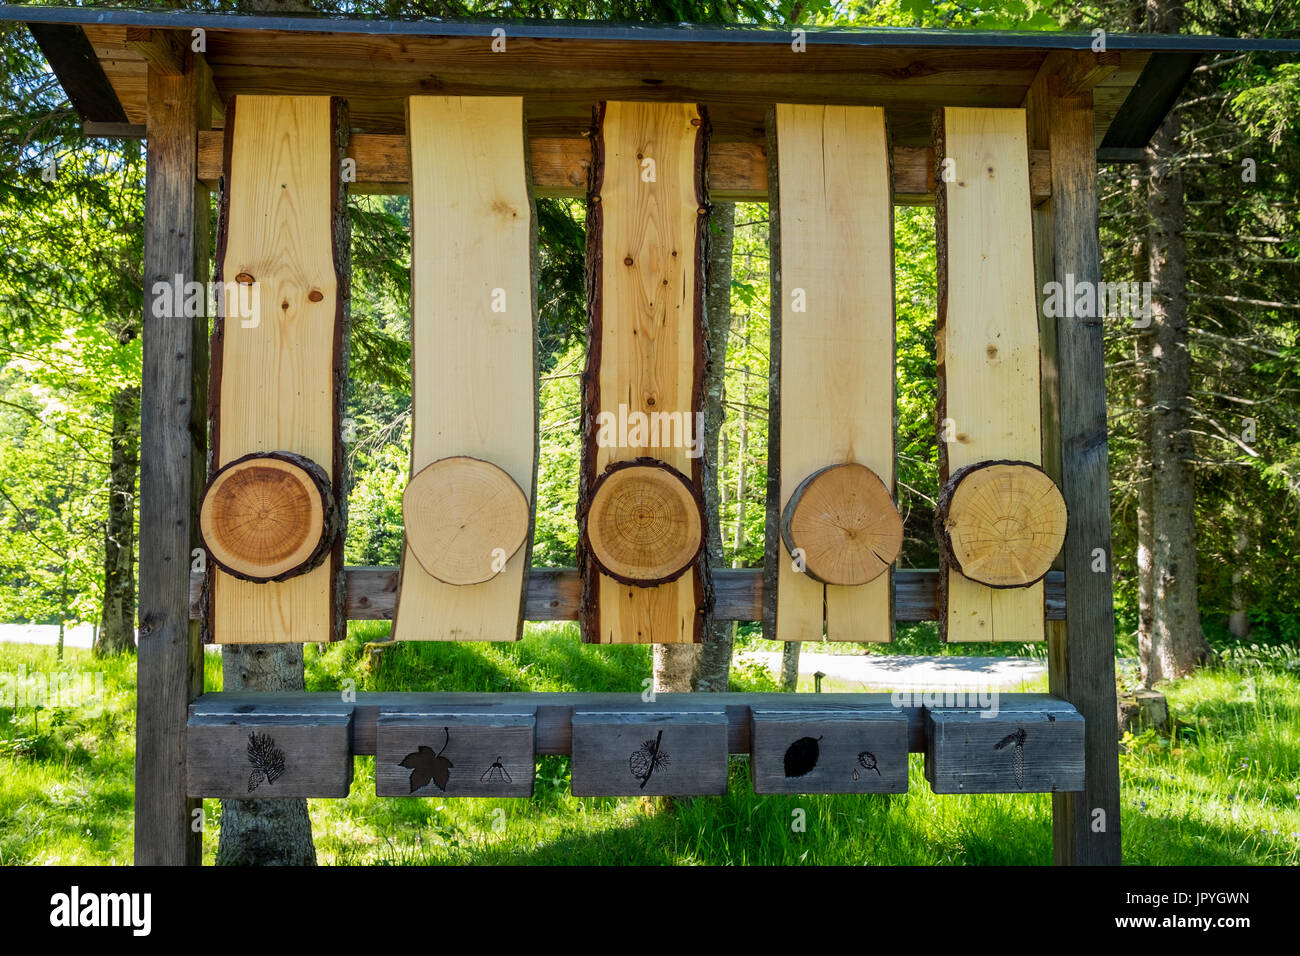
[18,5,1284,867]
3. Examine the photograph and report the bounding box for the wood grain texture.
[750,706,908,794]
[190,566,1067,623]
[936,460,1067,587]
[579,101,711,644]
[375,714,535,797]
[924,704,1084,794]
[772,104,896,643]
[401,456,530,586]
[136,56,207,866]
[210,94,346,644]
[194,690,1083,758]
[1040,83,1123,865]
[570,710,728,796]
[585,458,704,586]
[392,95,536,642]
[935,106,1045,643]
[780,462,902,586]
[196,129,1054,204]
[199,450,337,582]
[186,712,354,798]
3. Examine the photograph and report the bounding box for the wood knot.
[308,290,324,303]
[235,272,255,285]
[624,255,634,266]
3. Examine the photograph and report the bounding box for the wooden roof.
[9,6,1300,161]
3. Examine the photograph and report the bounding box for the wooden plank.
[772,104,896,642]
[924,704,1084,793]
[750,706,908,794]
[186,712,354,798]
[208,95,347,644]
[571,710,728,796]
[375,713,535,797]
[578,101,711,644]
[195,130,1051,204]
[392,95,536,643]
[193,691,1077,760]
[935,107,1048,643]
[194,691,1107,758]
[135,56,206,867]
[126,27,185,76]
[1043,84,1122,865]
[190,566,1067,623]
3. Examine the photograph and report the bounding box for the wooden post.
[135,53,210,866]
[1037,75,1123,865]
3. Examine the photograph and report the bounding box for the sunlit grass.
[2,633,1296,865]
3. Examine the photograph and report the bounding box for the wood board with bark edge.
[206,94,348,644]
[935,106,1046,642]
[578,101,712,644]
[770,104,898,643]
[392,95,537,642]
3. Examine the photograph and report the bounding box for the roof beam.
[195,129,1050,204]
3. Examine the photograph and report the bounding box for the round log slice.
[585,459,704,586]
[936,460,1068,588]
[199,451,337,582]
[402,456,530,586]
[779,462,903,586]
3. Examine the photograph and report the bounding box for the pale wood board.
[588,101,705,643]
[924,705,1084,794]
[749,706,908,794]
[936,107,1045,642]
[393,95,536,642]
[375,713,535,797]
[212,95,339,643]
[570,710,728,796]
[186,712,354,798]
[774,104,896,642]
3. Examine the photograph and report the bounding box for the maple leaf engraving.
[399,727,454,793]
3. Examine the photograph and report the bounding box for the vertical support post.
[1040,76,1123,865]
[135,54,210,866]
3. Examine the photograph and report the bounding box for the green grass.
[1,628,1297,865]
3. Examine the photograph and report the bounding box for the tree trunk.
[780,642,800,692]
[1133,195,1156,685]
[1228,528,1251,639]
[1145,15,1212,681]
[655,202,736,691]
[218,642,317,865]
[693,201,737,692]
[97,386,139,655]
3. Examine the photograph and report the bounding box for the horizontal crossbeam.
[189,567,1065,624]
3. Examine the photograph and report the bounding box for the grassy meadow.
[0,623,1297,865]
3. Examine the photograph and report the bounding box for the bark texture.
[217,642,317,865]
[1145,18,1212,681]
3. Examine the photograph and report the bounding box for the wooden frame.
[12,9,1238,864]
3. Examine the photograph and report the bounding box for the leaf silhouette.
[783,736,822,778]
[399,727,454,793]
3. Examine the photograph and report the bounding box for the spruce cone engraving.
[247,732,286,792]
[629,730,669,789]
[994,728,1027,789]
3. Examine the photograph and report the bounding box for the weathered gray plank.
[194,691,1084,761]
[186,712,354,798]
[375,713,535,798]
[1042,80,1123,864]
[750,706,908,794]
[571,710,728,796]
[189,566,1066,623]
[924,704,1084,794]
[135,54,208,867]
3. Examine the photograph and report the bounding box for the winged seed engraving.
[246,732,286,793]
